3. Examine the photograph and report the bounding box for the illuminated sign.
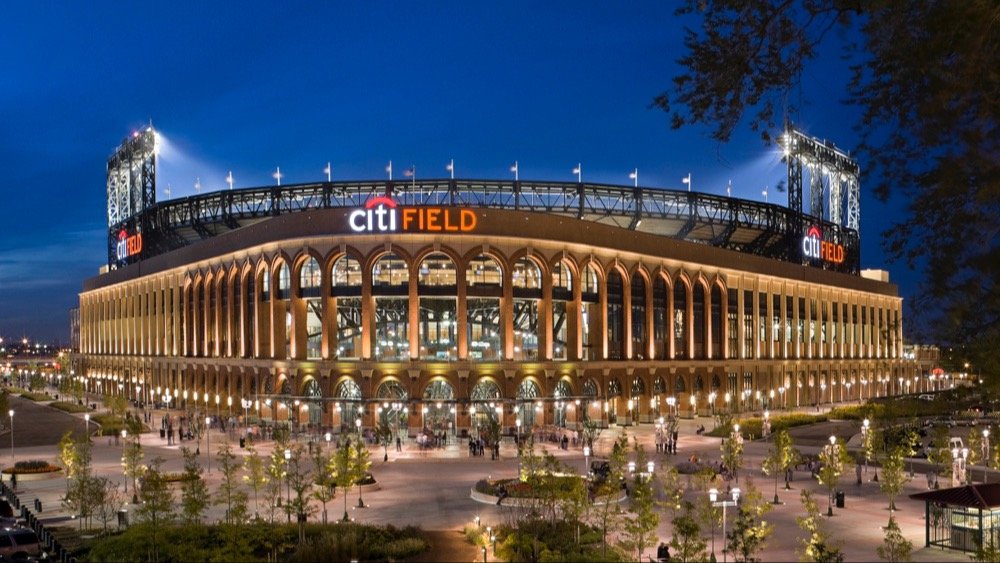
[802,226,844,264]
[115,229,143,261]
[349,196,477,233]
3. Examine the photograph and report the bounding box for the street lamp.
[205,416,212,473]
[709,487,741,563]
[584,445,591,476]
[7,410,13,465]
[762,411,771,438]
[241,397,252,428]
[952,447,969,486]
[861,418,871,479]
[708,392,717,418]
[121,430,128,492]
[284,448,292,522]
[984,429,991,483]
[690,394,697,418]
[84,413,91,442]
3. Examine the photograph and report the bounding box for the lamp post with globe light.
[709,487,740,563]
[984,429,991,483]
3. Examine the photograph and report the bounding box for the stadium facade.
[75,130,920,436]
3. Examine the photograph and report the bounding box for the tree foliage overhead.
[657,0,999,359]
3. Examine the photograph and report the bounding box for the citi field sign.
[802,225,844,264]
[348,196,477,233]
[115,229,143,261]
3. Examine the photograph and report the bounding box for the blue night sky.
[0,2,916,344]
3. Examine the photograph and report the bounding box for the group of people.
[655,424,680,455]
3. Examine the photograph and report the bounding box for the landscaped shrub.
[707,412,829,438]
[49,401,90,414]
[3,459,60,474]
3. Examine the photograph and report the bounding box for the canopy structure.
[910,483,1000,552]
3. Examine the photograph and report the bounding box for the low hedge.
[2,459,61,474]
[707,411,829,438]
[19,391,53,401]
[49,401,90,414]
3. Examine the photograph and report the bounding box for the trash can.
[159,429,165,439]
[239,437,246,449]
[835,490,845,508]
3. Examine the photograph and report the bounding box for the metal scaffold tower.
[782,125,861,266]
[106,126,157,268]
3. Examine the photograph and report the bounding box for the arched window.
[673,282,688,359]
[581,263,600,360]
[277,263,291,300]
[335,379,363,433]
[466,255,502,361]
[331,255,362,358]
[551,261,573,360]
[631,274,647,359]
[373,253,410,360]
[299,258,322,359]
[653,277,668,359]
[607,270,625,360]
[516,379,541,428]
[418,253,457,360]
[512,258,542,361]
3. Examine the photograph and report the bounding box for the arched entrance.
[375,380,409,439]
[423,380,456,438]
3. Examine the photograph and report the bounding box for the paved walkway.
[0,394,980,562]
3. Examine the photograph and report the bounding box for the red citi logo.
[802,226,844,264]
[115,229,143,261]
[349,196,477,233]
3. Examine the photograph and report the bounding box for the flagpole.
[325,162,332,183]
[448,159,454,180]
[574,163,582,183]
[387,161,392,181]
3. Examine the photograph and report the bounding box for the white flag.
[572,165,581,175]
[510,162,518,173]
[629,170,638,180]
[445,161,454,172]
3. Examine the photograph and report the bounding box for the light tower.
[106,126,157,269]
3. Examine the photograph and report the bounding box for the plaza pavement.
[0,395,978,562]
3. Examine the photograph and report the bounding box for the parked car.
[0,527,42,560]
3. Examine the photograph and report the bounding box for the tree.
[721,425,745,483]
[265,438,289,523]
[285,445,314,543]
[876,517,912,563]
[61,435,94,528]
[816,438,851,516]
[243,444,268,521]
[375,421,393,462]
[725,479,773,563]
[658,2,1000,361]
[136,457,175,561]
[879,446,909,513]
[596,434,628,558]
[121,433,144,498]
[762,429,799,503]
[216,442,249,525]
[619,444,660,561]
[311,443,336,524]
[797,490,844,562]
[670,501,709,563]
[58,431,80,493]
[90,477,126,531]
[352,437,372,510]
[333,440,356,521]
[105,394,128,418]
[178,447,209,524]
